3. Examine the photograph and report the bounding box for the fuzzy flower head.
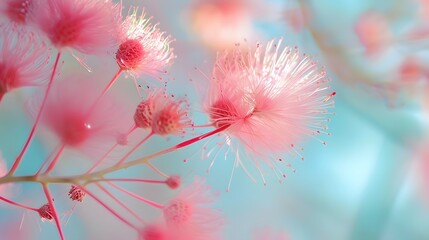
[0,29,51,102]
[0,0,34,25]
[35,76,127,157]
[32,0,120,54]
[134,89,192,136]
[162,177,224,240]
[116,7,175,77]
[354,11,391,56]
[204,39,334,180]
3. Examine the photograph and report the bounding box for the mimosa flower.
[0,0,34,25]
[32,0,120,54]
[0,29,50,102]
[36,77,127,157]
[116,7,175,77]
[204,39,334,182]
[163,177,224,240]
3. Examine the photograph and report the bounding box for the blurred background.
[1,0,429,239]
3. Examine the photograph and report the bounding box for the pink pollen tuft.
[116,39,146,70]
[68,185,86,202]
[166,176,181,189]
[6,0,31,24]
[38,203,53,221]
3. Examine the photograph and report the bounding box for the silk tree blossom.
[162,177,224,240]
[35,77,128,157]
[134,89,165,129]
[134,89,193,136]
[0,29,51,102]
[0,0,34,25]
[32,0,120,54]
[116,7,175,77]
[204,39,334,181]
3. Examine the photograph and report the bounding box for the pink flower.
[0,0,34,25]
[32,0,120,54]
[398,57,427,83]
[134,89,165,129]
[189,0,251,50]
[0,29,50,102]
[134,89,192,136]
[35,76,127,157]
[204,39,333,180]
[162,177,224,240]
[116,7,175,77]
[354,11,391,56]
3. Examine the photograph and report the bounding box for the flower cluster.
[0,1,334,239]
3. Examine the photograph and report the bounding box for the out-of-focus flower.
[189,0,253,50]
[398,57,427,83]
[418,0,429,21]
[354,11,391,56]
[0,0,34,25]
[116,7,175,78]
[35,77,127,157]
[0,29,50,102]
[204,39,333,182]
[32,0,120,54]
[139,224,168,240]
[162,177,224,240]
[283,5,310,33]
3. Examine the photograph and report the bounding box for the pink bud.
[37,203,53,221]
[166,176,181,189]
[68,185,86,202]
